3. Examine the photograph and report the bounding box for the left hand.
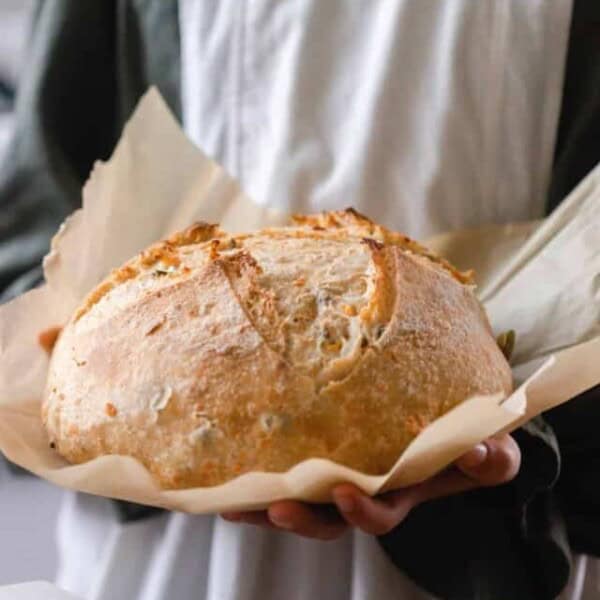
[221,434,521,540]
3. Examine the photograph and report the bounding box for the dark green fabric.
[547,0,600,214]
[545,386,600,557]
[0,0,181,303]
[379,420,572,600]
[0,0,599,597]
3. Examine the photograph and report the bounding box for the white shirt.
[180,0,570,238]
[55,2,586,599]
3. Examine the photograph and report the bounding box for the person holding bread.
[1,1,599,599]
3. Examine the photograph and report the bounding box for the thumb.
[456,435,521,486]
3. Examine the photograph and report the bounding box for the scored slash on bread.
[42,209,509,489]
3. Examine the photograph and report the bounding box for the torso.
[179,0,571,237]
[56,2,575,598]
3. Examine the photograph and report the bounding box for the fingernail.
[269,512,293,529]
[336,495,355,514]
[461,443,488,468]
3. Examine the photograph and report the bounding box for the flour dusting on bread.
[42,210,510,489]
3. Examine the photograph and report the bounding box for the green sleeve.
[0,0,181,302]
[0,0,118,299]
[379,419,570,600]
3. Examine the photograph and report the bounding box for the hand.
[221,434,520,540]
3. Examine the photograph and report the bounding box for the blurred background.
[0,1,32,160]
[0,0,63,587]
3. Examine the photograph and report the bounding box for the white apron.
[56,1,587,599]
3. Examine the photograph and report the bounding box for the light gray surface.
[0,461,63,586]
[0,581,80,600]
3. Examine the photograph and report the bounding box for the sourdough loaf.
[42,209,512,488]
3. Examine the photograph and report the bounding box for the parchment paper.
[0,89,598,512]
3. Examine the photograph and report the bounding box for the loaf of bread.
[42,209,512,489]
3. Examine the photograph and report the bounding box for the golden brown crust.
[74,223,225,322]
[43,211,511,488]
[166,221,224,247]
[293,208,473,284]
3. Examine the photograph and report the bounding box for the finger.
[268,500,348,540]
[456,434,521,486]
[410,468,480,505]
[332,484,417,536]
[405,435,521,505]
[221,511,276,528]
[456,442,488,470]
